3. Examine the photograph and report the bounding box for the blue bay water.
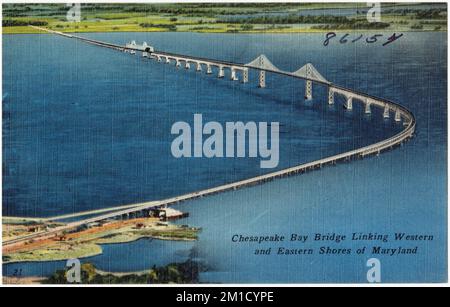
[2,32,447,283]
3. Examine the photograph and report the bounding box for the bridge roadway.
[46,201,159,222]
[3,27,416,248]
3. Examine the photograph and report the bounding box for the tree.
[241,24,253,31]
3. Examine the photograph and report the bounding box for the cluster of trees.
[218,15,353,25]
[312,21,390,30]
[3,4,69,17]
[52,4,271,17]
[219,15,391,30]
[43,260,203,284]
[419,20,447,25]
[118,3,300,15]
[2,19,48,27]
[410,24,424,30]
[241,24,254,31]
[415,8,446,20]
[139,23,177,31]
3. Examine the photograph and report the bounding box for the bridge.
[3,27,416,248]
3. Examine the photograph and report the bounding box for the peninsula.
[3,216,199,264]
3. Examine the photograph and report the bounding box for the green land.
[2,3,447,34]
[42,260,204,284]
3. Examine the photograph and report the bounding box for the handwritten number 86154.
[323,32,404,47]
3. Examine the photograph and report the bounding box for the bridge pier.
[142,51,149,58]
[207,64,212,74]
[365,102,371,114]
[259,70,266,88]
[383,104,390,118]
[157,55,162,62]
[185,62,191,70]
[395,109,402,122]
[196,62,202,72]
[305,80,312,100]
[231,68,238,81]
[328,88,334,105]
[242,68,249,83]
[304,64,313,100]
[345,96,353,110]
[218,66,225,78]
[176,59,181,68]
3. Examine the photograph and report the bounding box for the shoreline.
[2,235,196,265]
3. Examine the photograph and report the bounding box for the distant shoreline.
[3,3,446,35]
[3,29,446,35]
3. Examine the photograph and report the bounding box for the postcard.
[1,1,448,287]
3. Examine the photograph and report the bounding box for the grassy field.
[2,3,447,34]
[4,242,103,263]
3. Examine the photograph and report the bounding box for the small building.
[27,226,41,233]
[158,208,189,221]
